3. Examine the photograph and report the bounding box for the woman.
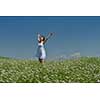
[36,33,53,64]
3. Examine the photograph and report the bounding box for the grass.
[0,57,100,83]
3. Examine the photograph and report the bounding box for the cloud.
[70,52,81,58]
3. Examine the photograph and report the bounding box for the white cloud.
[70,52,81,58]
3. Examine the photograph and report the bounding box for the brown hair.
[41,35,45,41]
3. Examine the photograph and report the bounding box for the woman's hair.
[41,35,46,41]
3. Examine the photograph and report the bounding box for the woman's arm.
[43,33,53,44]
[37,33,41,42]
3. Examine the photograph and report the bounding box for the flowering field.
[0,57,100,83]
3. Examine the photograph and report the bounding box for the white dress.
[36,42,46,59]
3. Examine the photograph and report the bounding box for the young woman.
[36,33,53,64]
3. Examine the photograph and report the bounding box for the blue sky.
[0,16,100,59]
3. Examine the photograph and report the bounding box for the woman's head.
[39,35,45,42]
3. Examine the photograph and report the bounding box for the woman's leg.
[39,58,45,64]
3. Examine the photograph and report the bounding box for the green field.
[0,57,100,83]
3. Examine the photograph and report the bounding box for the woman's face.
[40,36,44,41]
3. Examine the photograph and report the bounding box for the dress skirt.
[36,44,46,59]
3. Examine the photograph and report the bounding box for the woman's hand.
[37,33,41,36]
[49,33,53,36]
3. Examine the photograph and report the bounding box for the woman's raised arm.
[44,33,53,44]
[37,33,41,41]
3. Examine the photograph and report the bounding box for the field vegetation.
[0,57,100,83]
